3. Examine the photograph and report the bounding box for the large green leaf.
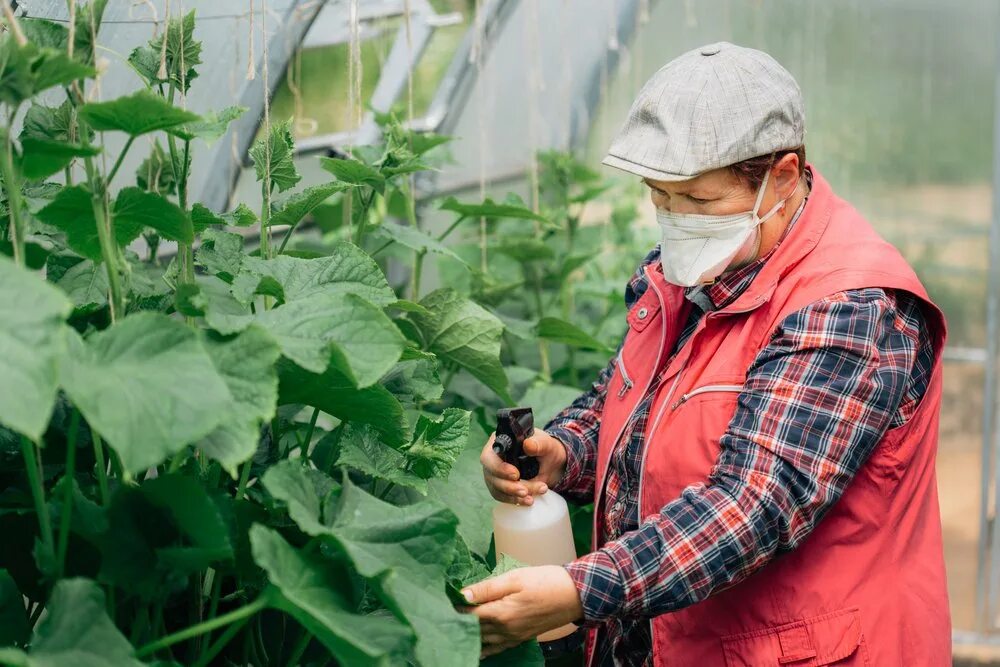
[257,293,404,386]
[199,276,253,335]
[126,11,201,93]
[0,40,94,106]
[336,423,428,493]
[190,202,257,232]
[250,526,415,666]
[325,480,480,667]
[269,182,351,230]
[18,138,99,180]
[319,157,385,192]
[381,349,443,406]
[78,90,200,136]
[59,312,231,473]
[99,477,232,598]
[21,101,89,144]
[168,105,245,144]
[0,569,29,648]
[0,257,71,441]
[114,187,190,243]
[235,242,395,307]
[411,288,510,403]
[194,228,243,281]
[20,3,109,66]
[261,460,341,536]
[439,196,547,222]
[140,474,234,568]
[278,360,407,447]
[0,579,145,667]
[249,118,300,193]
[426,423,495,556]
[494,238,555,262]
[405,408,471,480]
[520,382,585,426]
[35,185,143,262]
[198,326,280,477]
[370,222,466,264]
[55,259,108,313]
[536,316,614,354]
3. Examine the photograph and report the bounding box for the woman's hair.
[728,145,806,189]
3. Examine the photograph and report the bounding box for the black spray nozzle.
[493,407,539,479]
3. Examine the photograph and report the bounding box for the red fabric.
[586,167,950,666]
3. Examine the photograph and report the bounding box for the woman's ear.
[773,152,801,200]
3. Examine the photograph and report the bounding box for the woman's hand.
[462,565,584,658]
[480,428,568,505]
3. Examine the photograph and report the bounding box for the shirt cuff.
[545,425,594,501]
[564,550,626,625]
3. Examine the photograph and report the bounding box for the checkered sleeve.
[545,353,617,504]
[565,288,929,622]
[544,245,662,504]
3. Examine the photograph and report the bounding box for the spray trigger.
[493,407,539,480]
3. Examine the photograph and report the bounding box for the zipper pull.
[670,394,688,411]
[617,379,633,398]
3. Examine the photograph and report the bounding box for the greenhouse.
[0,0,998,665]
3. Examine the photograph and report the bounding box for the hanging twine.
[157,0,171,79]
[246,0,255,80]
[261,0,273,256]
[0,0,27,46]
[526,0,541,215]
[178,1,187,108]
[67,0,76,58]
[348,0,362,139]
[473,0,488,272]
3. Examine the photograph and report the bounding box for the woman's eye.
[687,195,709,204]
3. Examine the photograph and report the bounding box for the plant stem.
[530,270,551,381]
[92,432,110,506]
[302,408,320,459]
[193,616,249,667]
[89,192,125,321]
[436,215,466,242]
[235,459,252,501]
[106,136,134,185]
[352,188,376,246]
[411,250,425,301]
[260,182,272,261]
[20,437,54,559]
[1,123,25,266]
[56,410,81,578]
[284,629,311,667]
[135,595,268,658]
[276,218,301,255]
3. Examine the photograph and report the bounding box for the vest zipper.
[589,265,670,667]
[670,384,744,410]
[616,348,634,398]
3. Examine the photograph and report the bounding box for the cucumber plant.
[0,5,641,666]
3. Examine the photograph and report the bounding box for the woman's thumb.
[522,434,548,456]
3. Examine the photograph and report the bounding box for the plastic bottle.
[491,408,580,646]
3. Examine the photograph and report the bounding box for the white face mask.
[656,170,788,287]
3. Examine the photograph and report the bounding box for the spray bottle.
[491,407,583,656]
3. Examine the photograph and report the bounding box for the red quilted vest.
[586,167,950,666]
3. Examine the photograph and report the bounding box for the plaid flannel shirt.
[545,188,934,666]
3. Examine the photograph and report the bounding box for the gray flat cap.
[603,42,805,181]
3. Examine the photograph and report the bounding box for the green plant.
[0,6,641,666]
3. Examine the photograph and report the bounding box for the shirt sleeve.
[543,245,662,505]
[564,288,930,623]
[545,351,617,504]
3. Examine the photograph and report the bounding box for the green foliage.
[0,11,636,666]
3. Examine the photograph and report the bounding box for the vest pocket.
[720,608,867,667]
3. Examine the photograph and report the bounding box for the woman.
[467,42,950,666]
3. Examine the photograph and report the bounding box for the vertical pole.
[977,29,1000,633]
